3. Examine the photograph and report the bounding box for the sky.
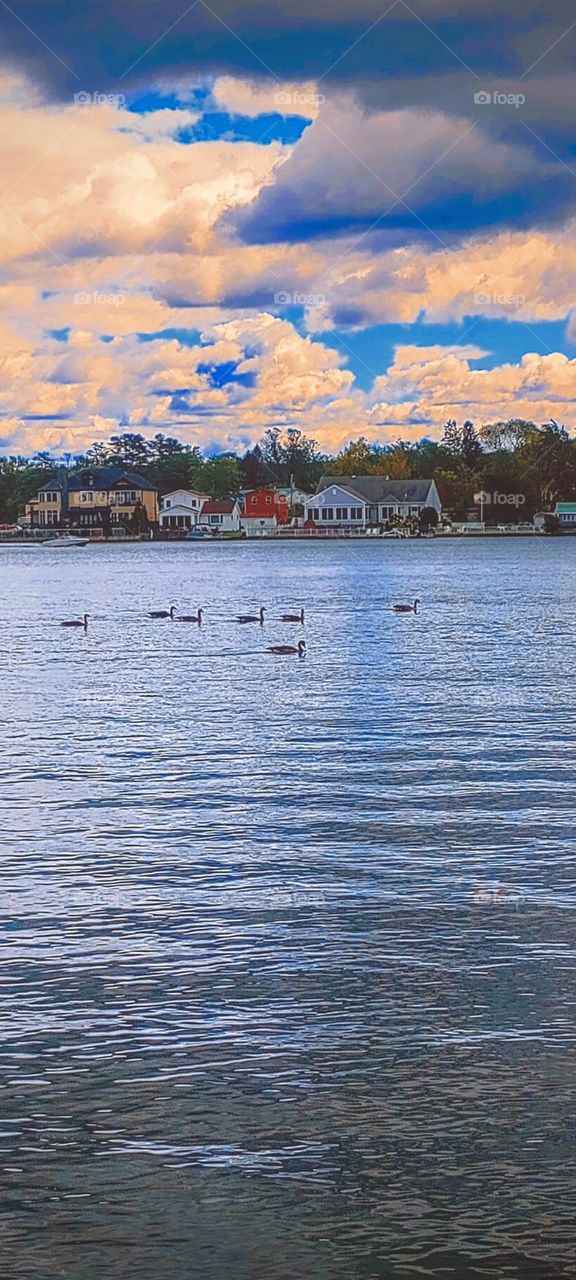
[1,0,576,455]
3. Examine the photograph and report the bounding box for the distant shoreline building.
[303,476,442,529]
[159,489,209,532]
[31,466,159,531]
[239,488,290,534]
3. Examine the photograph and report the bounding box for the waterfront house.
[159,489,209,532]
[554,501,576,529]
[275,485,313,513]
[240,488,290,534]
[200,499,241,532]
[33,466,159,531]
[304,476,442,529]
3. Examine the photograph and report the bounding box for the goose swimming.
[175,609,203,624]
[392,599,420,614]
[237,606,266,624]
[267,640,306,656]
[61,613,90,630]
[150,606,175,619]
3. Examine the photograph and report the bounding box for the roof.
[38,465,157,493]
[201,499,236,514]
[37,469,67,493]
[315,475,435,503]
[555,502,576,513]
[163,489,209,500]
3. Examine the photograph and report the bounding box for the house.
[159,489,209,532]
[275,485,313,512]
[240,488,290,534]
[303,476,442,529]
[199,499,241,533]
[555,502,576,529]
[33,466,159,530]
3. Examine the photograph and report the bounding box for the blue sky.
[0,0,575,454]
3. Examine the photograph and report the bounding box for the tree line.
[1,419,575,524]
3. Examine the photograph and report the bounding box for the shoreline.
[0,530,566,546]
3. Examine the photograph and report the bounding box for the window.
[165,499,171,508]
[209,514,221,525]
[350,507,362,520]
[322,507,334,521]
[265,495,272,505]
[335,507,349,520]
[251,495,257,505]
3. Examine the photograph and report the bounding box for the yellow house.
[33,466,159,530]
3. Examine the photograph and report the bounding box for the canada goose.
[150,606,175,619]
[61,613,90,630]
[281,608,305,623]
[267,640,306,656]
[237,606,266,624]
[175,609,203,624]
[392,599,420,614]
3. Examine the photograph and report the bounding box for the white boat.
[41,536,89,547]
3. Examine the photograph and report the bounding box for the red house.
[240,488,290,532]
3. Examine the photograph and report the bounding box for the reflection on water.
[1,538,575,1279]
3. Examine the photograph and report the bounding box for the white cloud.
[212,76,323,119]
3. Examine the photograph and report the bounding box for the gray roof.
[38,465,157,494]
[316,475,435,504]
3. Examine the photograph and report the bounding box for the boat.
[41,536,89,547]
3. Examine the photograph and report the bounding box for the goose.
[237,606,266,624]
[175,609,203,624]
[281,608,305,623]
[267,640,306,656]
[392,598,420,614]
[61,613,90,630]
[149,606,175,619]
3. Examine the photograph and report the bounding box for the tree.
[258,427,324,490]
[442,419,483,468]
[479,419,536,452]
[108,433,152,468]
[128,501,149,535]
[543,512,561,534]
[419,505,439,531]
[202,454,242,499]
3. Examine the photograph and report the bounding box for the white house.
[159,489,209,531]
[200,499,241,532]
[304,476,442,528]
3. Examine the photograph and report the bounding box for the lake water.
[1,537,575,1280]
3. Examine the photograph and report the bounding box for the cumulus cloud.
[237,95,571,244]
[0,93,285,268]
[0,66,575,457]
[211,77,323,119]
[369,345,576,432]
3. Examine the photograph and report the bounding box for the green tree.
[442,419,483,468]
[419,505,439,531]
[127,501,149,535]
[202,454,242,499]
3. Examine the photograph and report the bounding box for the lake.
[1,537,575,1280]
